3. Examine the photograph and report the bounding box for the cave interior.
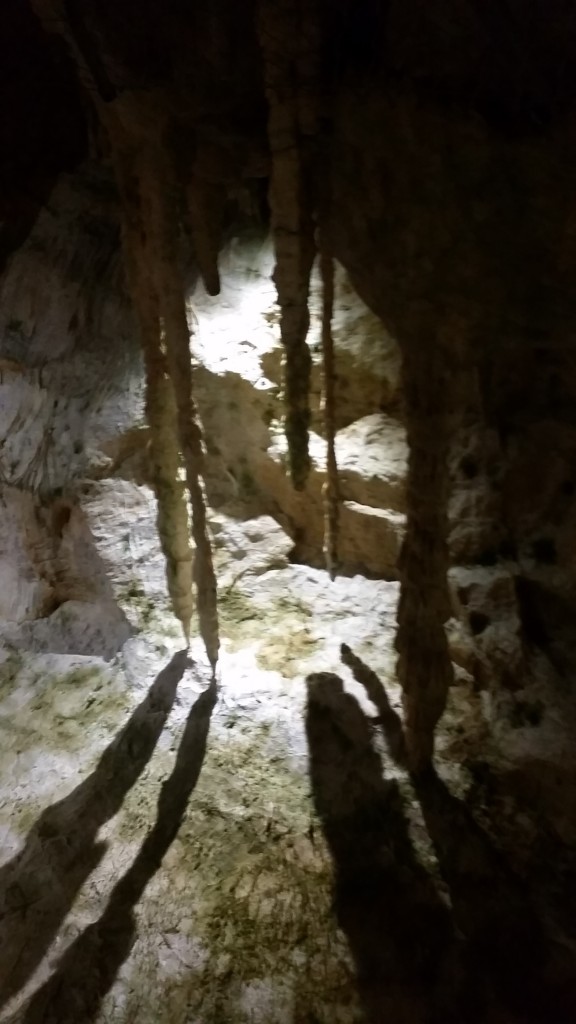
[1,2,576,1022]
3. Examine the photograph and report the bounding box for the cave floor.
[1,498,576,1024]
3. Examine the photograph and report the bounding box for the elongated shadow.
[413,768,576,1023]
[340,644,576,1021]
[305,672,460,1024]
[340,642,406,765]
[0,650,189,1010]
[19,679,217,1024]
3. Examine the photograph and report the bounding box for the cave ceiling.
[3,0,576,270]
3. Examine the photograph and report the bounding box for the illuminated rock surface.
[1,493,576,1022]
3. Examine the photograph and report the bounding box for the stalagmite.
[395,336,455,773]
[258,0,318,490]
[141,147,220,672]
[320,252,339,579]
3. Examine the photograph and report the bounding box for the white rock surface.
[259,414,407,574]
[2,473,575,1024]
[1,599,131,661]
[191,235,401,432]
[0,484,404,1024]
[188,236,407,573]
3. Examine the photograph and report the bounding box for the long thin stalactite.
[31,2,204,653]
[320,252,340,579]
[113,127,220,669]
[186,176,225,299]
[258,0,318,491]
[395,337,455,773]
[140,145,220,672]
[117,152,195,641]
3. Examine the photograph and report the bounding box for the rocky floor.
[1,490,576,1024]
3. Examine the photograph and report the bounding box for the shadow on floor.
[340,641,406,765]
[305,671,460,1024]
[412,768,564,1021]
[17,678,217,1024]
[0,650,190,1012]
[306,646,576,1024]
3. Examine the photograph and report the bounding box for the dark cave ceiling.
[3,0,576,274]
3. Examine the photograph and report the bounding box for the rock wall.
[0,165,142,654]
[325,81,576,737]
[0,164,143,494]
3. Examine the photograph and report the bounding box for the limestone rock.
[336,414,407,513]
[192,235,401,437]
[208,511,294,582]
[339,502,404,576]
[0,165,143,497]
[0,485,119,625]
[80,479,167,598]
[255,414,407,576]
[189,239,408,575]
[0,488,54,622]
[0,483,131,660]
[1,599,131,660]
[449,566,525,690]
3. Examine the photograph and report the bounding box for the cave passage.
[2,1,576,1022]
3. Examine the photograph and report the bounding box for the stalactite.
[30,3,199,644]
[112,128,221,669]
[114,145,194,643]
[395,335,455,774]
[258,0,318,490]
[320,252,339,579]
[140,146,220,673]
[140,308,195,643]
[32,0,220,668]
[186,175,224,298]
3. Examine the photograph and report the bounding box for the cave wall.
[324,27,576,706]
[0,163,140,651]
